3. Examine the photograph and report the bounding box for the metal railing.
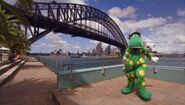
[34,56,121,73]
[62,59,121,70]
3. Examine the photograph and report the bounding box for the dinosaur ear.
[128,31,141,39]
[136,31,141,37]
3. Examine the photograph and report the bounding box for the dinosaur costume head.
[128,31,143,49]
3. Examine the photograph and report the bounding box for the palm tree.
[0,9,18,42]
[0,0,33,26]
[0,0,33,62]
[0,9,29,62]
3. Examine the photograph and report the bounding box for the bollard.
[69,65,73,79]
[101,62,105,75]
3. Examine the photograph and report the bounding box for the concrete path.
[53,76,185,105]
[0,57,57,105]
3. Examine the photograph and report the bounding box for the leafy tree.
[0,9,30,56]
[0,0,33,26]
[0,9,19,44]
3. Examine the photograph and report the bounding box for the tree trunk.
[9,46,15,63]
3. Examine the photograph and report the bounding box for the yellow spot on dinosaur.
[129,60,134,65]
[142,82,145,86]
[142,64,147,67]
[126,52,129,55]
[139,57,145,63]
[139,70,145,76]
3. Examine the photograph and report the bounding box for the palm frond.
[0,0,29,26]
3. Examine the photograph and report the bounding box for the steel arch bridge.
[16,2,128,50]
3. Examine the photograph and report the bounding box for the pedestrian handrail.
[62,58,121,66]
[34,56,122,73]
[61,59,121,72]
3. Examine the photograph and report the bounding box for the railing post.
[60,62,64,71]
[69,65,73,79]
[101,62,105,75]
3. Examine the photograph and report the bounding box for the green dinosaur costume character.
[121,31,158,100]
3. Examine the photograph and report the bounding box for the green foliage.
[0,0,29,26]
[0,0,33,55]
[0,9,29,54]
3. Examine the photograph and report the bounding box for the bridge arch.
[16,2,128,50]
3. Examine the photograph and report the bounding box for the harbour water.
[35,55,185,72]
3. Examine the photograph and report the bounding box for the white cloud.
[108,6,184,54]
[45,33,69,48]
[72,45,81,49]
[109,15,131,33]
[143,37,155,47]
[129,17,167,29]
[31,33,84,52]
[167,16,173,20]
[32,42,46,48]
[108,6,167,34]
[146,21,185,54]
[108,6,137,18]
[177,9,185,17]
[90,40,99,45]
[102,43,108,49]
[110,15,167,34]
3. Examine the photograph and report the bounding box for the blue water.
[34,55,185,72]
[147,57,185,67]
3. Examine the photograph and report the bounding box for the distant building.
[92,49,96,56]
[96,42,103,55]
[51,49,63,55]
[111,48,120,56]
[56,49,63,55]
[67,51,71,56]
[0,47,10,63]
[104,44,111,55]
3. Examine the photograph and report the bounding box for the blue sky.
[5,0,185,54]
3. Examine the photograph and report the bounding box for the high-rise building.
[104,44,111,55]
[96,42,103,56]
[92,49,96,56]
[111,47,120,56]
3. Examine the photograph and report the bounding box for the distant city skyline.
[48,42,118,56]
[5,0,185,54]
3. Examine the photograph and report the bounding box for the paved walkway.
[0,57,57,105]
[54,76,185,105]
[1,57,185,105]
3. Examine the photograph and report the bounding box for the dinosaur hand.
[152,57,159,63]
